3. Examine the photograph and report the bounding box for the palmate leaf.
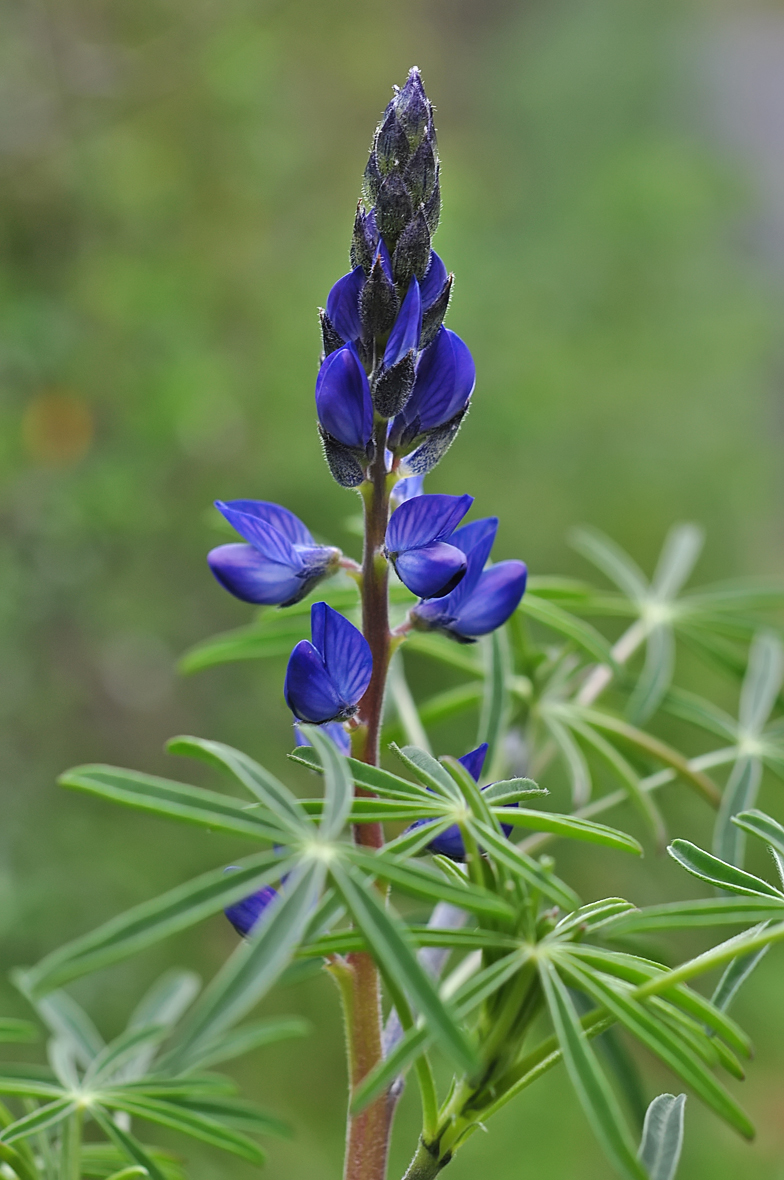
[713,756,762,867]
[58,765,290,843]
[299,725,353,840]
[0,1141,40,1180]
[569,527,649,602]
[329,861,477,1074]
[391,744,461,801]
[733,808,784,860]
[302,926,519,957]
[627,623,675,726]
[538,958,646,1180]
[84,1025,169,1087]
[167,735,311,832]
[23,849,291,996]
[0,1098,76,1144]
[162,860,326,1074]
[345,846,514,920]
[555,953,752,1137]
[289,746,433,802]
[711,935,771,1018]
[23,988,105,1066]
[0,1020,37,1045]
[639,1094,686,1180]
[543,714,592,807]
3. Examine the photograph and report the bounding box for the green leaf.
[352,948,530,1111]
[128,969,200,1033]
[740,632,784,733]
[391,745,461,800]
[667,840,783,899]
[554,899,637,938]
[166,736,310,831]
[0,1099,76,1144]
[396,682,484,734]
[165,1094,290,1137]
[104,1094,266,1165]
[387,653,433,752]
[289,747,433,802]
[632,922,784,997]
[85,1025,168,1087]
[732,808,784,860]
[0,1074,63,1101]
[303,925,518,957]
[713,756,762,867]
[105,1169,149,1180]
[402,632,484,676]
[329,861,477,1074]
[381,819,456,858]
[569,527,649,602]
[58,765,289,842]
[22,850,290,996]
[557,954,753,1138]
[604,897,784,933]
[91,1107,168,1180]
[627,623,675,726]
[663,688,738,742]
[711,936,771,1017]
[652,524,704,600]
[0,1140,41,1180]
[298,797,443,823]
[639,1094,686,1180]
[0,1021,37,1045]
[481,778,546,804]
[345,846,515,920]
[520,594,617,667]
[19,988,104,1067]
[471,820,580,909]
[298,726,353,839]
[538,959,646,1180]
[162,861,325,1072]
[544,715,592,807]
[477,628,511,777]
[179,620,310,675]
[492,808,642,855]
[80,1143,183,1180]
[181,1017,310,1072]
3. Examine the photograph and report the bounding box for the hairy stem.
[342,418,395,1180]
[401,1138,445,1180]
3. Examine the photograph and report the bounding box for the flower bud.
[375,174,414,245]
[360,248,399,339]
[319,309,345,358]
[392,209,431,285]
[285,602,372,724]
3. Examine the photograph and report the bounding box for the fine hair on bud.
[372,352,416,418]
[392,210,431,285]
[421,274,452,347]
[319,309,345,357]
[318,427,367,488]
[360,255,399,338]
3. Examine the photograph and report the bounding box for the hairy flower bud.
[319,309,346,357]
[392,209,431,285]
[360,250,399,338]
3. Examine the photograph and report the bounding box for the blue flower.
[294,719,351,756]
[225,882,278,938]
[325,246,447,348]
[285,602,372,724]
[208,501,340,607]
[389,326,475,447]
[405,743,519,862]
[385,493,473,599]
[411,518,527,640]
[315,344,374,451]
[390,474,425,507]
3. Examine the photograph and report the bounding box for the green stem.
[400,1138,445,1180]
[341,418,395,1180]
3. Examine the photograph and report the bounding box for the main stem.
[342,419,395,1180]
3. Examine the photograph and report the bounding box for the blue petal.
[419,251,448,310]
[390,475,425,507]
[435,518,499,610]
[427,822,466,861]
[451,561,528,638]
[384,277,422,368]
[208,544,303,605]
[315,345,373,450]
[326,267,365,343]
[417,330,475,431]
[459,743,488,783]
[311,602,372,708]
[374,236,394,283]
[215,502,297,566]
[284,639,347,723]
[393,542,467,599]
[386,493,473,554]
[294,720,351,756]
[225,884,278,938]
[216,500,314,548]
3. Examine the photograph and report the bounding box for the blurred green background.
[2,0,784,1175]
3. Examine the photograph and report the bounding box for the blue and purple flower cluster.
[207,69,528,937]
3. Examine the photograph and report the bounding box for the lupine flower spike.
[285,602,372,723]
[208,500,340,606]
[412,517,528,641]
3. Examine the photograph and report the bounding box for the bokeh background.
[2,0,784,1176]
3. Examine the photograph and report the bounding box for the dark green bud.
[404,138,437,208]
[319,427,367,487]
[371,351,416,418]
[319,309,345,357]
[392,210,431,285]
[376,108,410,176]
[423,169,441,234]
[360,253,399,339]
[420,274,452,347]
[376,174,413,245]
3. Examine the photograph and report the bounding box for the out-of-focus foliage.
[0,0,782,1177]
